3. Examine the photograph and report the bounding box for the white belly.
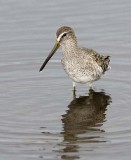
[61,59,103,84]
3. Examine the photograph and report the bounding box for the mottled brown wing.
[85,48,110,73]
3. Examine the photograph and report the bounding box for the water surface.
[0,0,131,159]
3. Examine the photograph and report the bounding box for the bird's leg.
[72,82,76,91]
[87,82,93,90]
[72,82,76,99]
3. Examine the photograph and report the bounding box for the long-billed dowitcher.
[39,26,110,91]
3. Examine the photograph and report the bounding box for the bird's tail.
[103,56,111,73]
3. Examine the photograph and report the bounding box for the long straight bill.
[39,41,60,72]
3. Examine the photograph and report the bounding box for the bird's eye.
[57,32,68,42]
[62,33,67,38]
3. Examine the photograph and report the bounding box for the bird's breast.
[61,45,103,83]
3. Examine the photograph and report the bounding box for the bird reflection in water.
[61,89,111,159]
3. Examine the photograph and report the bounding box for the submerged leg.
[72,81,76,99]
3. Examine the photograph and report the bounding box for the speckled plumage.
[39,26,110,90]
[56,26,110,85]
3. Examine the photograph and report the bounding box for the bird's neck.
[61,39,78,56]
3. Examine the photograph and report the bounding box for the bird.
[39,26,110,91]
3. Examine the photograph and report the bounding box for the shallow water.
[0,0,131,159]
